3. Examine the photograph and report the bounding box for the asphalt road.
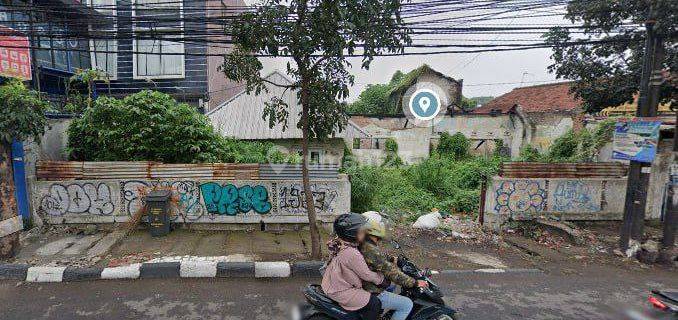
[1,268,676,320]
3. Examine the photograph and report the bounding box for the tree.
[0,79,48,257]
[222,0,409,258]
[544,0,676,112]
[347,71,404,115]
[68,90,291,164]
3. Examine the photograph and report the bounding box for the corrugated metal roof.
[207,71,367,140]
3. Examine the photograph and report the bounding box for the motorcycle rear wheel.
[436,314,459,320]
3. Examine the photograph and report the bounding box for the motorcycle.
[297,242,458,320]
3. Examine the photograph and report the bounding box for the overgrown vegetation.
[382,138,403,167]
[518,119,616,162]
[348,120,616,219]
[437,132,470,160]
[348,134,502,217]
[68,90,295,163]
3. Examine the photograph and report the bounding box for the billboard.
[612,118,661,163]
[0,25,31,80]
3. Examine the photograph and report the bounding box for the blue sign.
[612,119,661,163]
[408,89,441,121]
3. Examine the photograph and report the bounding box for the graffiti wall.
[485,177,626,221]
[34,179,350,224]
[493,180,547,216]
[549,180,602,213]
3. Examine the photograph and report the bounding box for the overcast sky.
[245,1,570,101]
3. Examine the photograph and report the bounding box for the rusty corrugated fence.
[35,161,342,181]
[499,162,628,178]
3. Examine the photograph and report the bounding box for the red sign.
[0,26,31,80]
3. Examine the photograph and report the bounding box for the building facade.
[0,0,243,110]
[87,0,244,110]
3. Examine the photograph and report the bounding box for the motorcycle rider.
[360,216,428,320]
[321,213,390,320]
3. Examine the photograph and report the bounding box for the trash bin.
[145,190,171,237]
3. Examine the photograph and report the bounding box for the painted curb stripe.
[63,267,103,282]
[255,262,291,278]
[26,266,66,282]
[101,263,141,279]
[0,262,544,282]
[216,261,255,278]
[291,261,324,277]
[180,261,217,278]
[0,264,29,280]
[139,262,181,279]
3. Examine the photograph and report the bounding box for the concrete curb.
[0,262,541,283]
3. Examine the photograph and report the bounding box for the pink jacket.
[321,245,384,311]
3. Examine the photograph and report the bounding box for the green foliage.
[347,83,394,115]
[64,69,110,114]
[382,138,403,167]
[437,132,470,160]
[67,90,292,163]
[346,71,405,115]
[545,129,580,162]
[544,120,616,162]
[0,79,49,144]
[518,145,544,162]
[593,119,616,150]
[438,188,480,215]
[543,0,676,112]
[518,120,616,163]
[348,154,502,216]
[493,139,506,157]
[460,96,495,110]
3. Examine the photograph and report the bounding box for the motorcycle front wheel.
[436,314,459,320]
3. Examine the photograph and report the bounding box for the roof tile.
[471,82,581,114]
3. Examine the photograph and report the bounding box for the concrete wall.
[274,139,345,166]
[483,177,628,230]
[33,178,350,225]
[528,113,575,151]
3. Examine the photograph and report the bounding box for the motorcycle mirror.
[391,240,401,249]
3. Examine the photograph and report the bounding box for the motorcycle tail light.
[649,296,668,310]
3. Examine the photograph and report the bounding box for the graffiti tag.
[40,182,115,216]
[552,181,600,212]
[120,180,206,220]
[200,183,272,215]
[278,183,338,214]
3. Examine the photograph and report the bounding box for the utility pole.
[659,110,677,263]
[619,12,664,250]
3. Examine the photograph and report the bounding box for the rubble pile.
[437,215,497,243]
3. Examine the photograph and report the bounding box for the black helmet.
[334,213,368,242]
